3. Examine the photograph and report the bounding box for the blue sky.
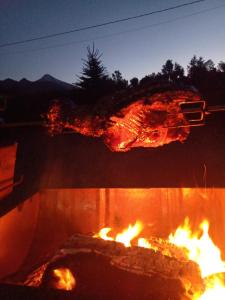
[0,0,224,83]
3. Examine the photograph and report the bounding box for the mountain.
[37,74,74,90]
[0,75,76,122]
[0,75,74,97]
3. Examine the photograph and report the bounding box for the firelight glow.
[94,220,144,247]
[94,227,114,241]
[137,237,152,249]
[52,268,76,291]
[115,220,143,247]
[169,218,225,299]
[169,218,225,278]
[95,218,225,299]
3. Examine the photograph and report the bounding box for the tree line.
[74,44,225,106]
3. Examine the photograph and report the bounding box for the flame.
[196,275,225,300]
[94,220,143,247]
[115,221,143,247]
[169,218,225,299]
[137,238,152,249]
[53,268,76,291]
[94,218,225,299]
[169,218,225,278]
[94,227,113,241]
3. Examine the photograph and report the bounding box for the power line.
[1,3,223,56]
[0,0,207,48]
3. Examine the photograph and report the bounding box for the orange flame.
[196,275,225,300]
[94,227,114,241]
[94,220,143,247]
[169,218,225,299]
[169,218,225,278]
[94,218,225,299]
[137,238,152,249]
[115,221,143,247]
[53,268,76,291]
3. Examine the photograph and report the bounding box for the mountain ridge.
[0,74,75,97]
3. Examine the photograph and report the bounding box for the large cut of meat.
[46,84,202,152]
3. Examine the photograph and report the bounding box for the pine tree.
[76,44,108,91]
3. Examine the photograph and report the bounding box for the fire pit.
[0,85,225,299]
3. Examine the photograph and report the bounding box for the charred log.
[0,283,76,300]
[34,234,204,300]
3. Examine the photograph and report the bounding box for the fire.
[95,218,225,299]
[169,218,225,299]
[52,268,76,291]
[94,220,143,247]
[94,227,113,241]
[169,218,225,278]
[197,275,225,300]
[137,237,152,249]
[115,221,143,247]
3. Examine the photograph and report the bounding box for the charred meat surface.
[45,84,202,151]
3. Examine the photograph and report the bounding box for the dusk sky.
[0,0,224,83]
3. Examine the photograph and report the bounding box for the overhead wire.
[1,3,224,56]
[0,0,208,48]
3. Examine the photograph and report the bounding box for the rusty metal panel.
[0,144,17,199]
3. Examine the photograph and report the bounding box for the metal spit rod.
[0,101,224,130]
[160,101,225,130]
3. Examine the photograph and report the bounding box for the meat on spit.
[45,83,203,152]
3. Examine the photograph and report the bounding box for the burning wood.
[21,218,225,299]
[169,218,225,299]
[37,232,203,300]
[45,84,202,151]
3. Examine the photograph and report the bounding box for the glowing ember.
[52,268,76,291]
[45,89,202,151]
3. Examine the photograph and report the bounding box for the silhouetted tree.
[161,59,184,82]
[76,45,108,89]
[139,72,165,86]
[112,70,123,82]
[130,77,139,88]
[161,60,174,81]
[204,59,215,72]
[111,70,128,90]
[187,56,215,78]
[217,61,225,72]
[173,63,185,80]
[75,45,114,102]
[186,55,225,105]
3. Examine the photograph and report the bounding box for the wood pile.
[31,234,205,300]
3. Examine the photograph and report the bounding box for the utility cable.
[1,2,223,56]
[0,0,207,48]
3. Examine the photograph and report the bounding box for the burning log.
[45,83,202,151]
[37,234,203,300]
